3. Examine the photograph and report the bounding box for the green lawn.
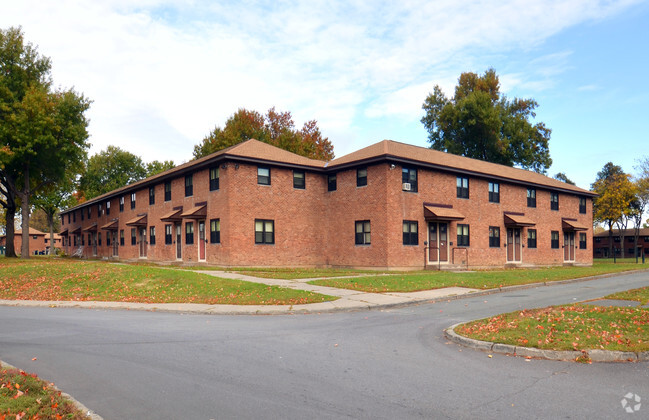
[308,261,648,293]
[1,365,87,419]
[605,286,649,305]
[231,267,385,279]
[455,304,649,353]
[0,257,336,305]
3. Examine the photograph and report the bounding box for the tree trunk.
[48,212,55,255]
[20,165,31,258]
[607,221,613,258]
[4,204,17,258]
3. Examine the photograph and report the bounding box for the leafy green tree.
[0,27,90,258]
[193,107,334,160]
[421,68,552,173]
[146,160,175,177]
[631,157,649,259]
[591,162,636,258]
[32,175,75,254]
[554,172,575,185]
[79,146,147,200]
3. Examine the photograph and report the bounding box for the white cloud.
[1,0,644,162]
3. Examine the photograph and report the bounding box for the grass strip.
[1,365,87,419]
[0,257,336,305]
[605,286,649,305]
[456,304,649,352]
[309,262,648,293]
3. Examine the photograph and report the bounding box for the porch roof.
[504,213,535,227]
[423,204,465,221]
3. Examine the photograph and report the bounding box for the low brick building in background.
[0,227,60,255]
[59,139,595,269]
[593,228,649,259]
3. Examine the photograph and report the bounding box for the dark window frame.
[131,228,136,246]
[551,231,559,249]
[165,224,173,245]
[130,192,136,210]
[293,170,305,189]
[210,167,220,191]
[488,182,500,203]
[488,226,500,248]
[119,196,124,212]
[402,167,418,192]
[106,201,110,215]
[150,226,156,245]
[527,188,536,208]
[164,181,172,201]
[149,186,155,205]
[527,229,537,249]
[355,220,371,245]
[357,168,367,187]
[185,222,194,245]
[579,233,587,249]
[579,197,587,214]
[257,167,271,185]
[210,219,221,244]
[119,230,124,246]
[328,174,337,191]
[185,174,193,197]
[255,219,275,244]
[550,192,559,211]
[402,220,418,245]
[457,224,470,247]
[457,176,469,199]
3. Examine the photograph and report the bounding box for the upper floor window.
[149,186,155,205]
[164,181,171,201]
[328,174,337,192]
[527,188,536,208]
[130,192,136,209]
[119,196,124,212]
[210,219,221,244]
[355,220,371,245]
[488,226,500,247]
[488,182,500,203]
[210,167,219,191]
[97,203,102,215]
[457,176,469,199]
[87,207,91,218]
[293,170,305,189]
[255,219,274,244]
[402,221,418,245]
[185,174,193,197]
[595,237,601,243]
[357,168,367,187]
[258,167,270,185]
[68,213,71,224]
[106,201,110,215]
[80,210,84,221]
[579,197,587,214]
[550,192,559,211]
[402,167,417,192]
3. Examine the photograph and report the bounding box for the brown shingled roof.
[328,140,595,196]
[594,228,649,237]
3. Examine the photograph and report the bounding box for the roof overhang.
[70,227,81,235]
[160,207,183,222]
[59,229,69,236]
[504,213,536,227]
[180,204,207,219]
[562,218,588,231]
[424,204,465,221]
[126,214,148,227]
[82,223,98,232]
[100,220,119,231]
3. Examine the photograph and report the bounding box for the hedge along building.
[59,139,595,269]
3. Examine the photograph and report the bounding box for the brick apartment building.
[0,227,61,255]
[593,228,649,258]
[58,139,595,269]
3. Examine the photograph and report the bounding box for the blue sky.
[2,0,648,191]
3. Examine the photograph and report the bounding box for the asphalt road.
[1,272,649,420]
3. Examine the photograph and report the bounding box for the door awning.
[59,229,68,236]
[126,214,148,227]
[100,220,119,231]
[180,204,207,219]
[423,204,465,221]
[160,207,183,222]
[82,223,97,232]
[562,219,588,231]
[70,227,81,235]
[504,213,535,227]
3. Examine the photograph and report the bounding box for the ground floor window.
[186,222,194,245]
[210,219,221,243]
[402,221,418,245]
[150,226,156,245]
[355,220,371,245]
[120,230,124,246]
[488,226,500,248]
[255,219,274,244]
[165,225,172,245]
[457,224,469,247]
[131,228,136,245]
[106,232,111,246]
[527,229,537,248]
[551,231,559,249]
[579,233,587,249]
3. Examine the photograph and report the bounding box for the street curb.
[0,268,647,315]
[444,323,647,363]
[0,360,103,419]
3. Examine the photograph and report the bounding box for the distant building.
[593,228,649,258]
[59,139,595,269]
[0,228,60,255]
